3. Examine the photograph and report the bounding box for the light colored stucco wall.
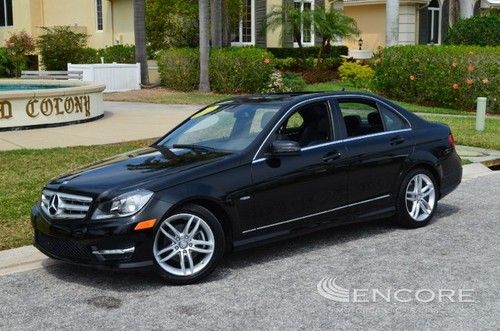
[344,5,386,50]
[0,0,133,49]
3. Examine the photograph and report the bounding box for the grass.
[0,139,154,251]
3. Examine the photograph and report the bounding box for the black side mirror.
[268,140,301,156]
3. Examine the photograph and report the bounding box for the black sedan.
[32,92,462,284]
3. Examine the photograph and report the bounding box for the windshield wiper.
[172,144,217,152]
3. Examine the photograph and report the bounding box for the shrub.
[261,70,306,93]
[4,31,35,77]
[338,61,374,88]
[444,14,500,46]
[37,26,88,70]
[267,46,348,59]
[0,48,14,77]
[209,48,274,93]
[274,56,342,71]
[373,45,500,113]
[78,47,100,64]
[157,48,199,91]
[99,45,136,63]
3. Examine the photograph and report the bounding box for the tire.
[395,168,438,228]
[152,204,225,285]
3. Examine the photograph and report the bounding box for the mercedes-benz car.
[32,92,462,284]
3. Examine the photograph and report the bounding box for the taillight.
[448,133,455,147]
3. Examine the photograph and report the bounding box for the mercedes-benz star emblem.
[48,195,60,216]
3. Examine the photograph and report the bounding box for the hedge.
[267,46,348,59]
[373,45,500,113]
[157,47,275,93]
[444,14,500,46]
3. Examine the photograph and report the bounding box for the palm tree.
[134,0,149,85]
[385,0,399,46]
[265,2,311,49]
[313,6,359,64]
[211,0,222,47]
[199,0,210,92]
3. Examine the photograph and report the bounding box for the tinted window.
[379,104,409,131]
[338,101,383,137]
[277,102,332,147]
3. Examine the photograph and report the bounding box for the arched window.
[428,0,441,44]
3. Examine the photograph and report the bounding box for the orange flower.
[467,64,475,73]
[263,58,270,65]
[175,59,181,65]
[482,78,489,84]
[452,83,460,90]
[375,58,381,65]
[451,62,458,68]
[409,75,416,81]
[466,78,474,86]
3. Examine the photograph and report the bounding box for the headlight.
[92,189,153,220]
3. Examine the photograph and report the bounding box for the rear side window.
[379,104,409,131]
[337,101,383,137]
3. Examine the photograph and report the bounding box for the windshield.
[157,102,282,152]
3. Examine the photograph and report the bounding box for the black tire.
[395,168,438,228]
[152,204,225,285]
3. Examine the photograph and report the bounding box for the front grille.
[41,190,93,220]
[36,232,94,262]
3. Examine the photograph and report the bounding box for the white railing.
[67,63,141,92]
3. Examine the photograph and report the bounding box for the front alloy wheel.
[153,205,224,284]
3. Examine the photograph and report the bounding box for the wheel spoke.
[190,246,212,254]
[180,251,186,275]
[186,251,194,275]
[159,250,178,263]
[191,239,214,247]
[406,192,417,201]
[410,201,420,218]
[160,227,176,242]
[183,215,195,235]
[164,222,181,237]
[156,245,175,256]
[416,175,422,194]
[189,218,201,237]
[420,199,432,214]
[422,187,434,197]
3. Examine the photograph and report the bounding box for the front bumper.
[31,198,172,269]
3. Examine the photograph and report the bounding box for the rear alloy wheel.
[153,205,224,284]
[396,169,437,228]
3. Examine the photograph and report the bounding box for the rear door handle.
[322,150,341,162]
[390,136,405,145]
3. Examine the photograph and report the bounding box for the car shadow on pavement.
[44,203,460,289]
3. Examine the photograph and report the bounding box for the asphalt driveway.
[0,172,499,330]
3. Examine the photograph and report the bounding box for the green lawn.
[0,139,154,250]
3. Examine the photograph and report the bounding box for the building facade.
[0,0,134,49]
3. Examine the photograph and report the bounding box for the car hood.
[47,146,231,196]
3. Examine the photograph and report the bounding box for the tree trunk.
[449,0,460,25]
[134,0,149,85]
[385,0,399,46]
[211,0,222,47]
[199,0,210,92]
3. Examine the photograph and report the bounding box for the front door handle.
[322,150,341,162]
[390,135,405,145]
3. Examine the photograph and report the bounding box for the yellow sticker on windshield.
[191,105,220,119]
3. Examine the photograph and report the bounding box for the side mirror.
[268,140,301,156]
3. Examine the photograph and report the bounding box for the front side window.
[294,0,314,47]
[0,0,13,27]
[231,0,254,45]
[276,101,331,147]
[158,102,281,152]
[96,0,104,31]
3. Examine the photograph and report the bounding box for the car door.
[244,99,349,233]
[333,97,414,213]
